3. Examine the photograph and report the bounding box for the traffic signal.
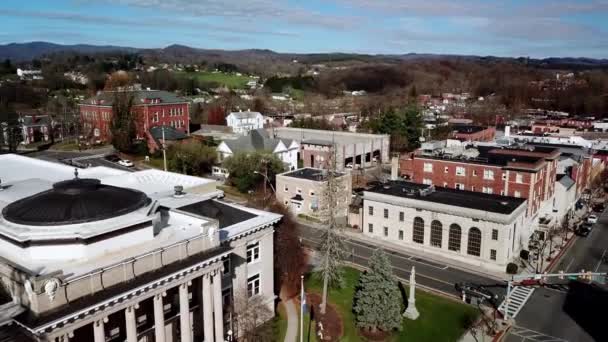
[558,270,564,280]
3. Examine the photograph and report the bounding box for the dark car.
[454,283,499,306]
[577,223,593,237]
[593,204,605,213]
[105,154,121,162]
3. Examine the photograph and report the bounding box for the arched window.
[467,227,482,257]
[430,220,443,247]
[412,217,424,244]
[448,224,462,252]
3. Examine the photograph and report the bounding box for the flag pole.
[300,274,304,342]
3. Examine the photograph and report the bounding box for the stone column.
[212,270,224,342]
[55,332,73,342]
[403,266,420,320]
[179,282,193,342]
[202,273,214,342]
[93,318,107,342]
[125,304,138,342]
[154,293,166,342]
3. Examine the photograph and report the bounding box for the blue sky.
[0,0,607,58]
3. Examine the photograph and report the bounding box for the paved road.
[299,224,507,301]
[26,150,136,172]
[507,208,608,342]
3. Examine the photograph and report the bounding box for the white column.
[202,273,214,342]
[179,282,192,342]
[212,270,224,342]
[93,318,106,342]
[125,304,138,342]
[154,293,166,342]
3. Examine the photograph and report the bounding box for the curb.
[492,322,513,342]
[546,234,577,272]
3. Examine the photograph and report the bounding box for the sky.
[0,0,607,58]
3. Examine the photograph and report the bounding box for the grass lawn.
[176,71,253,89]
[305,267,478,342]
[50,140,80,151]
[275,302,318,342]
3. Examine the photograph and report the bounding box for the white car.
[346,163,353,169]
[118,159,134,167]
[587,214,598,224]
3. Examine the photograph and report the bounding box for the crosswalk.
[508,325,569,342]
[498,286,535,319]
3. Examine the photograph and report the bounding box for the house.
[216,129,299,171]
[0,154,280,342]
[16,68,42,80]
[19,115,59,144]
[362,181,528,273]
[275,168,352,221]
[226,111,264,135]
[551,174,577,225]
[146,125,188,153]
[78,89,190,143]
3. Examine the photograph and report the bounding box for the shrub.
[519,250,530,260]
[506,263,518,274]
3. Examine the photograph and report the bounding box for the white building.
[0,154,280,341]
[363,181,528,274]
[216,129,299,172]
[16,68,43,80]
[226,111,264,135]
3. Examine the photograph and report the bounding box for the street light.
[253,170,276,193]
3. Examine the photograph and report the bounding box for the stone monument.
[403,266,420,320]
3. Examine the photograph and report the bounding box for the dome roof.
[2,178,151,226]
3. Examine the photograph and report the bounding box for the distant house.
[225,111,264,135]
[146,125,188,153]
[216,129,299,173]
[16,68,42,80]
[19,115,61,144]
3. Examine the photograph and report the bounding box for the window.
[398,230,404,240]
[309,190,315,196]
[412,217,425,244]
[467,227,482,257]
[137,314,147,327]
[108,327,120,340]
[455,183,464,190]
[490,249,497,261]
[456,166,466,176]
[483,169,494,180]
[514,191,521,198]
[492,229,498,241]
[473,170,478,176]
[384,227,388,237]
[384,208,389,219]
[502,173,507,180]
[516,173,523,183]
[444,166,449,173]
[247,274,260,297]
[471,186,475,191]
[368,224,373,233]
[424,163,433,172]
[443,182,448,187]
[422,178,432,185]
[482,187,493,194]
[500,190,505,196]
[448,224,461,251]
[399,212,404,222]
[284,185,288,192]
[430,220,443,247]
[246,242,260,264]
[223,258,231,275]
[222,287,233,309]
[368,206,374,216]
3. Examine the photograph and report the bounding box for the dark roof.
[0,321,36,342]
[178,200,256,228]
[366,181,526,214]
[149,125,187,141]
[452,125,488,134]
[556,174,575,189]
[81,90,187,106]
[223,129,293,153]
[282,168,344,181]
[2,178,151,226]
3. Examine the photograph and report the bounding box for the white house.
[363,181,528,274]
[215,129,299,175]
[226,111,264,135]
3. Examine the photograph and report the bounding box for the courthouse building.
[0,154,279,342]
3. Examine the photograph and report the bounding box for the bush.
[506,263,518,274]
[519,250,530,260]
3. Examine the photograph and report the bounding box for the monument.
[403,266,420,320]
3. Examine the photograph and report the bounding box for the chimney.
[505,125,511,137]
[391,156,399,180]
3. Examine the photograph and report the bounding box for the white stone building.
[0,154,280,342]
[226,111,264,135]
[363,181,528,274]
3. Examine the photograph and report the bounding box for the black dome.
[2,178,151,226]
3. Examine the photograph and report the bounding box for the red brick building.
[450,125,496,142]
[400,144,560,217]
[78,90,189,143]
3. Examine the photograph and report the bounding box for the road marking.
[509,325,569,342]
[498,286,535,319]
[344,238,450,270]
[594,248,607,272]
[564,258,575,272]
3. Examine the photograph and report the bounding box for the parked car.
[577,222,593,237]
[593,204,605,213]
[454,283,499,306]
[587,214,599,224]
[118,159,134,167]
[519,278,544,286]
[105,154,121,162]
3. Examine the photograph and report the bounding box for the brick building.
[79,90,189,143]
[450,125,496,142]
[400,141,560,217]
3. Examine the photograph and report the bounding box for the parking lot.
[26,149,137,172]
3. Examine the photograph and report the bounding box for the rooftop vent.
[173,185,185,198]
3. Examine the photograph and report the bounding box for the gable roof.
[228,111,262,120]
[222,129,294,154]
[556,174,576,190]
[81,90,187,106]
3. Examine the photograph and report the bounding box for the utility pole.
[162,126,167,171]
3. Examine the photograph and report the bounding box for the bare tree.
[232,290,274,342]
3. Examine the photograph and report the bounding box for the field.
[176,71,254,89]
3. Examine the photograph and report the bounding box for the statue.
[403,266,420,320]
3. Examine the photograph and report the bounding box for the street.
[507,208,608,342]
[25,149,136,172]
[299,223,507,300]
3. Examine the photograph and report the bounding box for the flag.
[301,276,307,313]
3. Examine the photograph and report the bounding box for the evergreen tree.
[354,249,403,333]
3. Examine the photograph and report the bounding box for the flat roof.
[365,181,526,214]
[178,200,257,228]
[452,125,489,134]
[280,168,345,181]
[273,127,389,146]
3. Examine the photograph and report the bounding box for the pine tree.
[354,249,403,333]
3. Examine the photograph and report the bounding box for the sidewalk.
[299,219,508,281]
[283,299,298,342]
